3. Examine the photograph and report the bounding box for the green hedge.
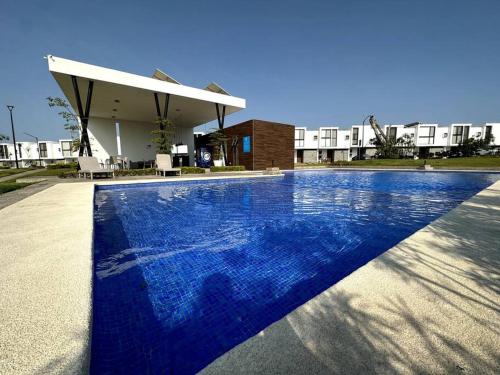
[114,168,156,176]
[58,171,78,178]
[210,166,245,172]
[181,167,205,174]
[47,162,78,169]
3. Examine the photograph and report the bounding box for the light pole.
[6,105,19,169]
[361,114,372,160]
[24,132,41,167]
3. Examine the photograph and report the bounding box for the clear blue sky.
[1,0,499,141]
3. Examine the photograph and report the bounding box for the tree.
[370,134,415,159]
[207,129,229,162]
[397,134,416,158]
[457,135,495,157]
[47,97,81,152]
[0,134,9,141]
[151,118,175,154]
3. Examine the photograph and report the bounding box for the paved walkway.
[0,180,56,210]
[0,183,94,375]
[202,180,500,374]
[0,169,40,182]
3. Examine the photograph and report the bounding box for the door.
[296,150,304,163]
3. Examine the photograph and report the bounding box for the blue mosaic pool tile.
[91,171,498,374]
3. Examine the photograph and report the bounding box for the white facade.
[0,139,78,167]
[295,123,500,162]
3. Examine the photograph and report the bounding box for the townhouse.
[0,139,77,167]
[295,123,500,162]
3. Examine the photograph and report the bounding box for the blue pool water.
[91,171,498,374]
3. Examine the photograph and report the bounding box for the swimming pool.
[91,170,498,374]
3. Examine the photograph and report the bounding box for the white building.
[47,55,246,167]
[0,139,78,167]
[295,123,500,162]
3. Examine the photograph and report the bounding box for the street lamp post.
[24,132,41,167]
[6,105,19,169]
[361,114,372,160]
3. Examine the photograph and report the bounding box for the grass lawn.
[31,168,77,176]
[297,156,500,169]
[0,182,32,194]
[0,168,32,178]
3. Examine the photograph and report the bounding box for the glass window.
[295,129,304,147]
[387,127,397,141]
[61,141,72,157]
[39,142,48,157]
[0,145,8,159]
[464,126,469,140]
[321,129,331,147]
[17,143,22,158]
[452,126,469,144]
[418,126,435,145]
[352,128,359,146]
[320,129,338,147]
[485,126,492,141]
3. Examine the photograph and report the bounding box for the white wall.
[87,117,195,165]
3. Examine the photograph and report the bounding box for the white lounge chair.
[78,157,115,180]
[156,154,181,176]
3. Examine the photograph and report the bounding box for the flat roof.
[47,55,246,127]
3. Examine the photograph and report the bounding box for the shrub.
[181,167,205,174]
[210,165,245,172]
[59,171,78,178]
[47,162,78,169]
[332,161,349,166]
[114,168,156,177]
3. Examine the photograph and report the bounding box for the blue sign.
[243,136,251,153]
[196,147,212,168]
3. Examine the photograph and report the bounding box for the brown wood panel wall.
[223,120,294,170]
[223,120,254,170]
[253,120,294,170]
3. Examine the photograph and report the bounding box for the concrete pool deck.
[0,175,499,374]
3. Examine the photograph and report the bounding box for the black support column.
[215,103,227,164]
[71,76,94,156]
[154,92,170,130]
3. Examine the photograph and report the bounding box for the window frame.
[485,125,492,141]
[39,142,48,158]
[388,127,397,141]
[352,128,359,146]
[418,126,436,145]
[452,125,469,144]
[0,145,9,159]
[295,129,305,148]
[61,141,72,157]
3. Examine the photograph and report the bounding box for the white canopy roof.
[47,55,246,128]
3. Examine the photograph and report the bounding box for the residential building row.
[294,123,500,163]
[0,139,77,167]
[1,123,499,168]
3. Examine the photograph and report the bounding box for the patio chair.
[156,154,181,176]
[78,157,115,180]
